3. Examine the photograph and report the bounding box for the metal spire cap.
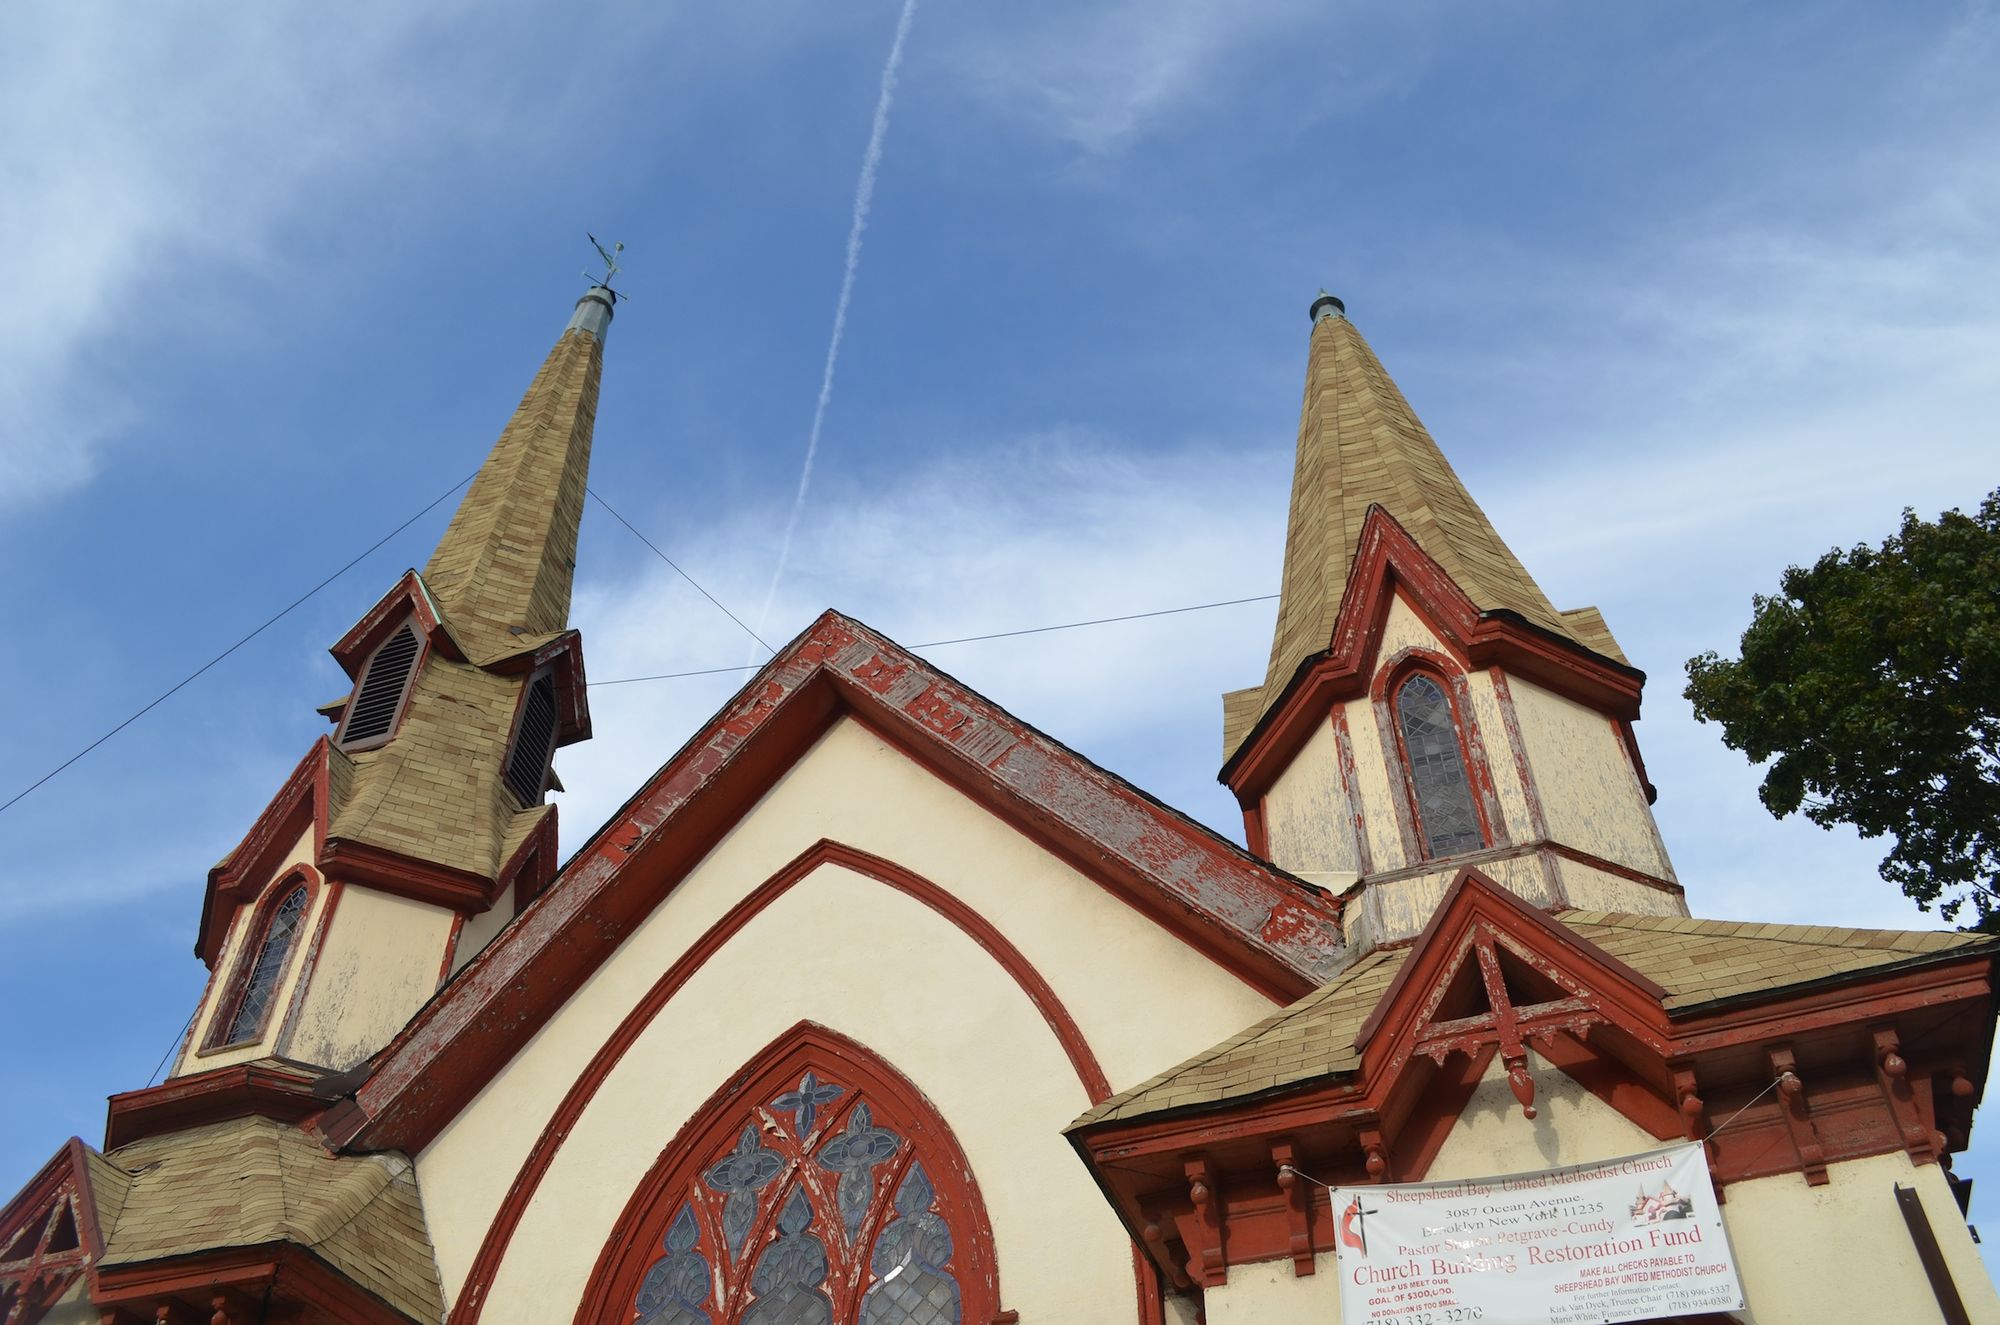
[568,286,616,339]
[1309,290,1346,323]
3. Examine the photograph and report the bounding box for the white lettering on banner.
[1330,1143,1745,1325]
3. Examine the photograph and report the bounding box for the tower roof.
[422,286,612,662]
[1224,298,1622,758]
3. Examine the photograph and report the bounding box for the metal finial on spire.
[586,233,625,293]
[1309,289,1346,322]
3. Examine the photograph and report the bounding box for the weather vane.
[586,233,625,297]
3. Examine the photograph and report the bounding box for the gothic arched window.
[583,1025,1000,1325]
[1393,671,1486,859]
[207,877,312,1048]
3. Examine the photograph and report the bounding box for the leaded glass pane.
[1396,674,1484,858]
[861,1165,960,1325]
[622,1060,979,1325]
[225,885,308,1043]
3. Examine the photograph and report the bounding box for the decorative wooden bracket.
[208,1290,259,1325]
[1184,1155,1226,1287]
[1359,1124,1392,1184]
[1873,1026,1939,1166]
[153,1303,194,1325]
[1671,1064,1725,1205]
[1271,1139,1314,1277]
[1767,1044,1828,1186]
[1141,1214,1193,1291]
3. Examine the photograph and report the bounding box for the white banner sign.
[1329,1143,1745,1325]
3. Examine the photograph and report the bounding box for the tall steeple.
[180,282,617,1075]
[1226,294,1680,956]
[422,287,611,661]
[1227,294,1624,761]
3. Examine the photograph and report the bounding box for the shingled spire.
[1223,295,1625,759]
[423,286,612,662]
[181,282,619,1075]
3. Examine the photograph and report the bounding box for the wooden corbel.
[208,1290,259,1325]
[1270,1139,1314,1277]
[1504,1052,1538,1120]
[1141,1213,1192,1291]
[1767,1044,1828,1186]
[1184,1155,1226,1287]
[1358,1124,1392,1184]
[1873,1026,1938,1165]
[1671,1064,1725,1204]
[153,1303,194,1325]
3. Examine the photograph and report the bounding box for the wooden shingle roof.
[1074,911,1997,1128]
[99,1117,443,1323]
[1225,308,1622,758]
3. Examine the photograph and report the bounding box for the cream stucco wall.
[1508,677,1671,881]
[452,885,516,972]
[1181,1056,2000,1323]
[175,827,322,1076]
[1264,716,1359,886]
[285,888,456,1070]
[416,717,1280,1320]
[1463,669,1532,843]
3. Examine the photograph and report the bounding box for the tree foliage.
[1685,490,2000,930]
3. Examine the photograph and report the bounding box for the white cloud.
[939,0,1413,154]
[558,429,1290,850]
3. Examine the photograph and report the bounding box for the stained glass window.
[615,1042,993,1325]
[221,884,308,1044]
[1395,673,1485,858]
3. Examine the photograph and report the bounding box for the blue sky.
[3,0,1997,1271]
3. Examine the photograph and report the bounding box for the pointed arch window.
[336,619,423,750]
[205,875,313,1049]
[1392,671,1487,859]
[582,1026,1000,1325]
[504,668,560,806]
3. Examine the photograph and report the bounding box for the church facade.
[3,283,1996,1325]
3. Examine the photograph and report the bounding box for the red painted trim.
[1356,869,1670,1051]
[571,1022,1002,1325]
[1243,802,1269,859]
[1488,669,1547,839]
[198,740,330,964]
[319,836,497,910]
[198,867,323,1054]
[1331,708,1375,876]
[272,876,345,1060]
[439,909,468,987]
[1224,506,1646,803]
[436,840,1110,1325]
[328,612,1336,1157]
[328,569,462,674]
[1374,649,1502,861]
[332,611,431,753]
[91,1242,415,1324]
[103,1061,325,1152]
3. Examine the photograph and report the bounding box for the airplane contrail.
[751,0,920,649]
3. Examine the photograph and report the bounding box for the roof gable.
[1223,504,1645,794]
[323,611,1342,1154]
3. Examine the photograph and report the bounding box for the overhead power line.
[587,487,775,655]
[0,470,477,821]
[587,593,1281,688]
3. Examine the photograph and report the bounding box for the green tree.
[1685,490,2000,930]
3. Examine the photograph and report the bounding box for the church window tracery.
[587,1027,999,1325]
[1393,671,1486,859]
[209,878,310,1048]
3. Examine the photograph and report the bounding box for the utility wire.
[0,470,477,820]
[586,487,775,655]
[588,593,1281,688]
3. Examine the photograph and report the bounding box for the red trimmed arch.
[448,839,1110,1325]
[1370,646,1503,861]
[575,1022,1002,1325]
[201,864,322,1052]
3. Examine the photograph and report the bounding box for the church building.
[3,280,1996,1324]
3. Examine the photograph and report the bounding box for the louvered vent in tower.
[504,671,559,805]
[339,622,422,748]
